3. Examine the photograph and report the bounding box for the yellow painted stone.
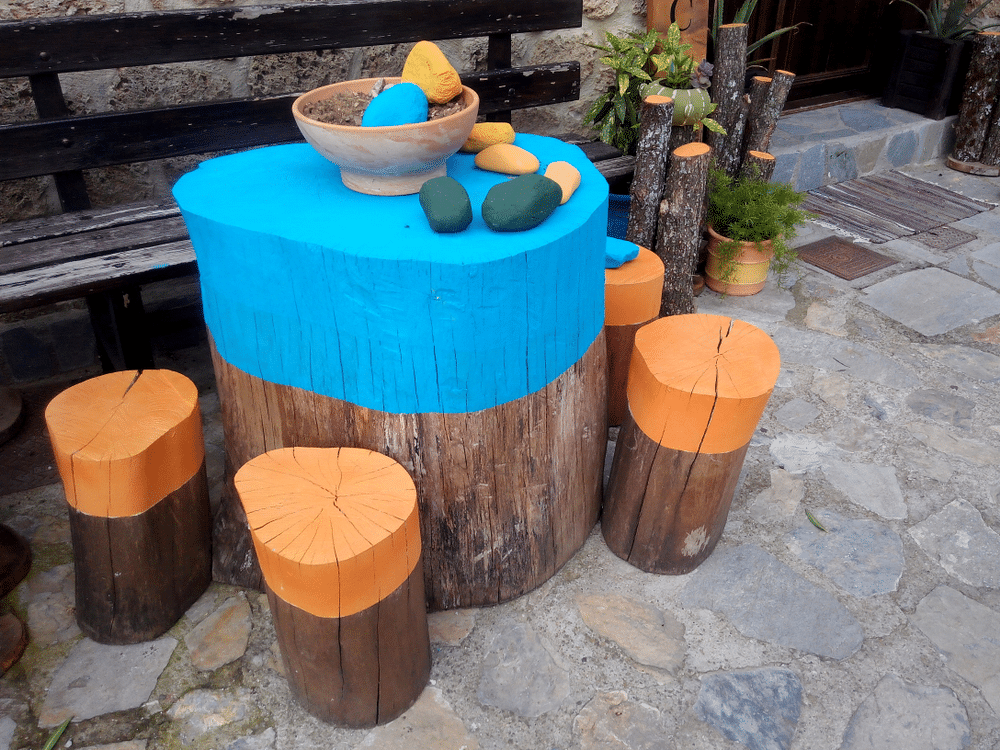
[401,41,463,104]
[543,161,581,204]
[474,143,540,176]
[460,122,516,153]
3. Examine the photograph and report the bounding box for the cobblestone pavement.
[2,155,1000,750]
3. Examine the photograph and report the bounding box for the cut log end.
[674,142,711,158]
[236,446,421,620]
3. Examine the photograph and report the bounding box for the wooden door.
[712,0,926,105]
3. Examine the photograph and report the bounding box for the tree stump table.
[603,314,780,574]
[605,242,664,427]
[235,447,429,726]
[44,369,211,643]
[173,135,609,610]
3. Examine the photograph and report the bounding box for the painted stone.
[544,161,581,204]
[419,176,473,233]
[475,143,540,175]
[461,122,516,153]
[401,40,463,104]
[361,82,428,127]
[606,237,640,269]
[481,174,562,232]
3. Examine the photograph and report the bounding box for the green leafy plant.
[710,0,804,60]
[890,0,1000,40]
[583,24,723,154]
[706,166,809,285]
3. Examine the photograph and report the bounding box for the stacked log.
[235,447,430,727]
[707,23,749,177]
[605,244,665,427]
[656,142,713,316]
[626,96,675,250]
[948,31,1000,175]
[45,370,211,644]
[603,314,780,574]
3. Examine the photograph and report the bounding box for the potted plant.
[709,0,804,85]
[704,167,808,296]
[882,0,1000,119]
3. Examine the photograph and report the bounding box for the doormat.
[803,171,994,244]
[795,237,898,280]
[910,225,977,251]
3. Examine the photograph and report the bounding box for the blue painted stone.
[419,176,472,233]
[481,174,562,232]
[785,510,905,597]
[605,237,639,269]
[361,82,428,127]
[680,544,864,659]
[694,668,802,750]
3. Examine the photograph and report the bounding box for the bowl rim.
[292,77,479,133]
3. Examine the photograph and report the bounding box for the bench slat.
[0,64,579,180]
[0,216,190,275]
[0,0,582,77]
[0,200,180,247]
[0,240,197,313]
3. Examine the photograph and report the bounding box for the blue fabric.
[607,193,630,239]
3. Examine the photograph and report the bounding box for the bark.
[626,95,675,250]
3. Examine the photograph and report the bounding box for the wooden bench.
[0,0,582,371]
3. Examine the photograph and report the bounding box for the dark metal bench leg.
[86,288,155,372]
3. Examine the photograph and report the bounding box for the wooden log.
[626,96,675,250]
[950,31,1000,167]
[236,447,430,726]
[211,330,607,610]
[605,245,665,427]
[669,124,700,154]
[656,142,712,317]
[603,314,780,574]
[743,70,795,155]
[45,370,211,644]
[739,150,776,182]
[978,80,1000,169]
[706,23,748,162]
[716,94,750,177]
[174,138,609,608]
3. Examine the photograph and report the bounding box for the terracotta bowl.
[292,77,479,196]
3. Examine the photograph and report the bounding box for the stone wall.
[0,0,646,223]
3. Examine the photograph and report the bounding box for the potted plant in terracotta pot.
[704,167,808,296]
[882,0,1000,119]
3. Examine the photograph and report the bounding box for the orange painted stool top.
[235,447,421,619]
[44,370,204,517]
[626,314,781,454]
[605,247,665,327]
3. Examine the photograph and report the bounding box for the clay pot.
[292,77,479,196]
[704,225,773,296]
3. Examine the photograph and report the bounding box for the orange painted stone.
[474,143,540,175]
[461,122,516,153]
[543,160,582,204]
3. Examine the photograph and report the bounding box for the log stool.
[605,242,664,427]
[603,314,780,574]
[235,447,430,727]
[44,370,211,644]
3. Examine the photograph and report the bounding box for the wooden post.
[656,142,712,317]
[706,23,748,168]
[980,108,1000,167]
[740,150,777,182]
[948,31,1000,175]
[605,244,665,427]
[626,96,675,251]
[603,315,780,574]
[45,370,211,644]
[743,70,796,156]
[236,447,430,727]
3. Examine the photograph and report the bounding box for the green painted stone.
[481,174,562,232]
[419,176,473,233]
